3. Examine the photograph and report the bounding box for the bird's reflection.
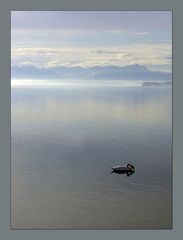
[110,170,135,177]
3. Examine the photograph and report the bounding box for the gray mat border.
[0,0,182,239]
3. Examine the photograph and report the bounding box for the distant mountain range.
[11,64,172,81]
[141,81,172,87]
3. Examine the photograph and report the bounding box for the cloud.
[11,42,172,71]
[18,61,34,66]
[164,55,172,63]
[105,30,126,34]
[95,50,126,54]
[134,32,150,35]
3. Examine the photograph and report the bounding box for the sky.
[11,11,172,72]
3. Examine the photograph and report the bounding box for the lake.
[11,81,172,229]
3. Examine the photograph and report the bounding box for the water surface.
[11,82,172,229]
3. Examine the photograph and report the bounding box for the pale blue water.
[11,83,172,229]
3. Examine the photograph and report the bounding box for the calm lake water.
[11,82,172,229]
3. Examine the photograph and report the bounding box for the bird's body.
[111,163,135,175]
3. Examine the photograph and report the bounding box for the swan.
[111,163,135,175]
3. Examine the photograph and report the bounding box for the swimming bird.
[111,163,135,176]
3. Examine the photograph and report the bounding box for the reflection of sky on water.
[11,87,172,158]
[12,86,171,126]
[11,85,172,229]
